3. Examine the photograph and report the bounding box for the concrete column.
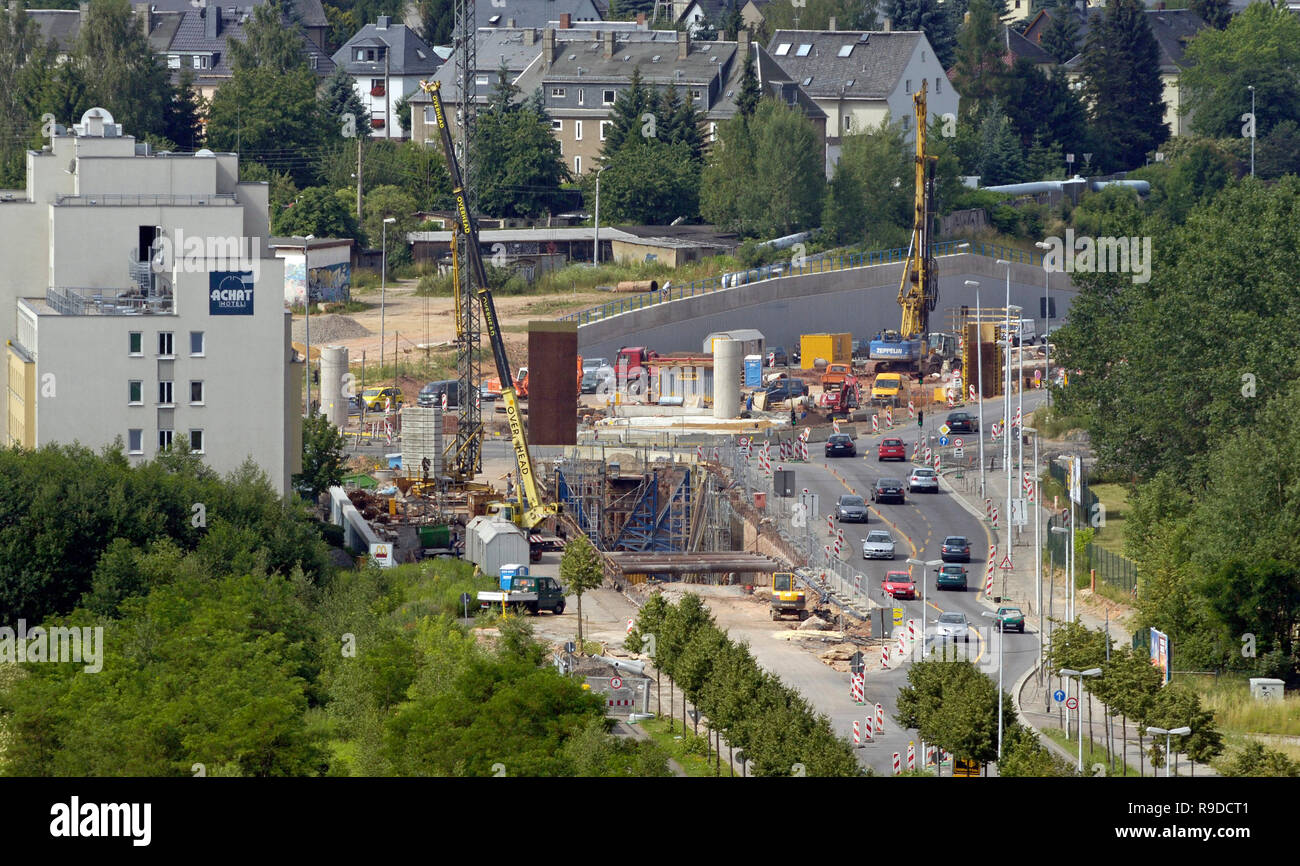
[319,345,349,427]
[713,338,742,419]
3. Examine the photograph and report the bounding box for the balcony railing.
[46,287,174,316]
[54,193,237,206]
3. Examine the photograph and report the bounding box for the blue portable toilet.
[499,563,530,590]
[744,355,762,389]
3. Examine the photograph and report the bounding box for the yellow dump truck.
[800,333,852,370]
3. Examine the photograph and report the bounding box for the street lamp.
[996,259,1014,562]
[1034,241,1053,408]
[1146,726,1192,777]
[593,166,607,266]
[906,557,943,654]
[1022,425,1043,674]
[1247,86,1255,178]
[381,216,396,373]
[1061,668,1101,771]
[295,234,315,414]
[1051,521,1074,623]
[982,610,1008,760]
[963,278,985,500]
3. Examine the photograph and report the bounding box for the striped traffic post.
[864,714,874,741]
[908,400,915,419]
[986,498,993,521]
[992,506,999,529]
[881,644,889,669]
[827,514,835,536]
[893,753,901,776]
[876,703,885,734]
[853,720,862,747]
[968,384,976,402]
[907,618,916,643]
[832,419,841,434]
[907,741,916,771]
[872,415,879,433]
[933,453,941,471]
[885,407,894,427]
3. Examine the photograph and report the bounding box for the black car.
[766,346,789,367]
[765,379,808,402]
[871,478,906,504]
[941,535,971,562]
[825,433,856,457]
[418,379,461,409]
[834,494,869,523]
[946,411,979,433]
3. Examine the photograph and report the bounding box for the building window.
[129,332,143,356]
[128,380,143,405]
[551,87,566,98]
[190,331,204,356]
[578,89,585,105]
[838,44,853,58]
[796,44,812,56]
[189,430,204,453]
[603,89,616,104]
[193,55,208,69]
[424,106,436,124]
[552,119,563,131]
[128,429,143,454]
[158,332,174,357]
[574,155,582,174]
[775,43,791,56]
[575,120,583,141]
[158,429,173,451]
[190,380,204,404]
[475,75,489,86]
[936,78,942,94]
[690,89,701,100]
[168,55,180,69]
[902,116,911,131]
[709,122,717,141]
[843,115,852,132]
[905,79,912,93]
[158,380,174,406]
[599,120,612,140]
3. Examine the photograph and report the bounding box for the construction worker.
[505,472,515,498]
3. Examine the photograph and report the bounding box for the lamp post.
[1050,523,1070,655]
[1247,85,1255,178]
[996,259,1014,558]
[982,610,1008,761]
[907,556,943,655]
[381,216,396,374]
[1061,668,1102,771]
[1146,726,1192,777]
[963,278,985,500]
[593,166,606,266]
[1034,240,1052,407]
[296,234,315,414]
[1023,426,1043,674]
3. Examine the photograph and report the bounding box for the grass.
[639,716,737,777]
[1179,674,1300,737]
[1041,727,1142,777]
[1087,483,1130,555]
[1028,406,1089,440]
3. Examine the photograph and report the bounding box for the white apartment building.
[1,108,301,494]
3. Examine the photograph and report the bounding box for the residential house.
[23,7,82,62]
[476,0,604,29]
[132,0,330,52]
[766,26,959,169]
[740,0,770,31]
[332,16,443,139]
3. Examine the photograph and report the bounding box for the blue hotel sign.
[209,271,254,315]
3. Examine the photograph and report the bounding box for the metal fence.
[1085,543,1138,596]
[559,239,1045,327]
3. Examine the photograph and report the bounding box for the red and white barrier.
[851,673,865,704]
[626,619,635,634]
[924,445,932,461]
[885,407,894,427]
[872,415,879,433]
[984,554,996,595]
[827,515,835,536]
[926,746,936,767]
[607,698,635,707]
[864,714,874,741]
[932,454,941,471]
[908,400,915,419]
[907,741,916,771]
[876,703,885,734]
[881,644,889,668]
[832,419,841,434]
[697,445,704,461]
[893,753,901,776]
[992,506,999,529]
[907,618,916,642]
[969,384,976,401]
[986,499,993,520]
[853,720,861,747]
[712,446,720,462]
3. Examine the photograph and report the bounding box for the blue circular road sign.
[1053,689,1066,703]
[939,436,950,447]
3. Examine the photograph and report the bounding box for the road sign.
[999,554,1014,570]
[954,448,965,460]
[850,651,865,674]
[938,424,951,436]
[892,607,904,625]
[954,438,964,448]
[1066,696,1078,710]
[1010,497,1028,527]
[565,641,576,654]
[939,436,950,447]
[798,491,820,520]
[1053,689,1066,703]
[610,676,624,690]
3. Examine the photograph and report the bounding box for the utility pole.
[356,136,363,221]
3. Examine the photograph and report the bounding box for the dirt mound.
[292,314,372,344]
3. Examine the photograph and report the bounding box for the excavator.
[420,78,559,531]
[770,572,809,621]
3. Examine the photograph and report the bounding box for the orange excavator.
[485,355,583,399]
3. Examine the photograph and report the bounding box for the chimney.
[377,15,390,29]
[507,18,516,27]
[738,28,750,61]
[828,16,836,31]
[204,5,219,40]
[524,27,535,45]
[636,12,646,26]
[678,29,689,60]
[883,17,892,32]
[560,12,571,28]
[604,30,615,59]
[543,27,556,65]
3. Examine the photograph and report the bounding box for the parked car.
[360,386,404,411]
[877,437,906,461]
[418,379,460,409]
[766,346,789,367]
[582,356,610,371]
[825,433,857,457]
[834,494,869,523]
[861,530,897,560]
[994,605,1026,633]
[946,411,979,433]
[881,570,916,600]
[765,379,808,402]
[936,564,968,591]
[580,369,601,394]
[908,467,939,493]
[933,611,971,643]
[940,536,971,563]
[871,478,906,504]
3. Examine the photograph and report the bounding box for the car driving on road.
[933,611,971,643]
[941,536,971,562]
[908,467,939,493]
[871,478,906,504]
[946,411,979,433]
[877,437,906,461]
[825,433,856,457]
[994,606,1025,633]
[834,495,869,523]
[936,564,968,591]
[881,570,916,600]
[861,530,896,560]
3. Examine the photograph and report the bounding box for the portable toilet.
[744,354,762,388]
[499,563,530,590]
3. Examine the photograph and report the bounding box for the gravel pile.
[292,314,371,344]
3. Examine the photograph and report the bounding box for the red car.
[881,570,916,600]
[877,438,906,461]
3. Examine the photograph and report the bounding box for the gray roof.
[766,30,923,100]
[147,11,184,52]
[1038,7,1206,72]
[332,19,442,75]
[755,43,828,120]
[411,28,552,104]
[1003,26,1054,66]
[409,227,639,243]
[27,10,81,53]
[543,34,737,88]
[477,0,604,29]
[167,7,335,83]
[131,0,328,28]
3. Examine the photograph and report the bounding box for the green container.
[418,524,451,548]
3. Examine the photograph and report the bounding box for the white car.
[861,530,896,560]
[908,467,939,493]
[933,611,971,644]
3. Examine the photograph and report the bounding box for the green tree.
[1100,646,1164,775]
[1180,3,1300,140]
[972,105,1026,185]
[1190,0,1230,30]
[996,57,1089,158]
[885,0,959,68]
[562,717,672,776]
[321,65,370,140]
[273,185,362,242]
[73,0,172,140]
[601,65,653,158]
[1040,1,1081,64]
[206,64,324,185]
[1214,741,1300,777]
[294,412,347,499]
[1144,684,1223,770]
[363,184,418,269]
[559,535,604,645]
[1256,119,1300,180]
[757,0,880,35]
[821,164,867,246]
[227,0,307,73]
[1078,0,1168,170]
[998,724,1076,776]
[415,0,453,45]
[736,48,761,123]
[897,659,1006,765]
[827,117,912,247]
[592,138,700,224]
[952,0,1007,113]
[472,69,569,218]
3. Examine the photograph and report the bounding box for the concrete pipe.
[714,337,742,419]
[614,280,659,293]
[319,345,350,428]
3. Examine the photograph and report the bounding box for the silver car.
[861,530,896,560]
[933,611,971,644]
[908,467,939,493]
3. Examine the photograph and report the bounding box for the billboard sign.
[1149,627,1171,685]
[209,271,254,315]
